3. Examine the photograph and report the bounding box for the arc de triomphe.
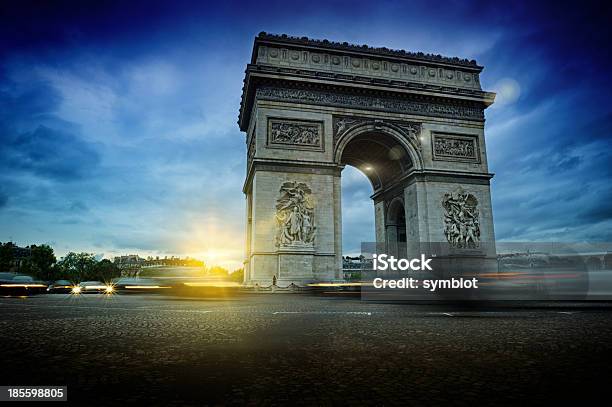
[239,33,496,286]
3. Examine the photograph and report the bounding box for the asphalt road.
[1,293,612,406]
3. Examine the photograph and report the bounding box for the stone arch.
[387,196,406,225]
[238,34,497,286]
[334,121,423,175]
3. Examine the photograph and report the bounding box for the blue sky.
[1,0,611,267]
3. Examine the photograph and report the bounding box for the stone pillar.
[243,192,253,284]
[385,223,399,258]
[333,173,343,280]
[374,201,386,251]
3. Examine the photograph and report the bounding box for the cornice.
[254,32,481,69]
[370,169,494,200]
[247,64,494,100]
[243,158,343,193]
[239,34,495,132]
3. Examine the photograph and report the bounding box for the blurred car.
[73,281,114,294]
[0,274,47,296]
[0,272,16,281]
[112,277,171,293]
[47,280,75,294]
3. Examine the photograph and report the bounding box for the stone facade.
[239,33,496,286]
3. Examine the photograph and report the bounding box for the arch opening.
[341,166,375,259]
[339,130,413,271]
[338,131,414,191]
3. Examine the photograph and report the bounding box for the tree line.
[0,242,244,283]
[0,242,120,283]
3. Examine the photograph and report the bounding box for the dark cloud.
[0,80,62,127]
[0,70,100,182]
[1,125,99,181]
[577,188,612,224]
[484,11,612,241]
[582,112,612,144]
[517,147,583,176]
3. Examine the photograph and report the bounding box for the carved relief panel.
[267,118,324,151]
[432,133,480,163]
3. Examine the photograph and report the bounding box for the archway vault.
[335,120,423,192]
[238,33,497,286]
[335,121,423,169]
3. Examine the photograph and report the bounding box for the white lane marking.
[442,312,454,317]
[272,311,372,315]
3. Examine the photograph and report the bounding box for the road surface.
[1,293,611,405]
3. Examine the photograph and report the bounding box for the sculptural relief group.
[442,189,481,248]
[275,181,316,248]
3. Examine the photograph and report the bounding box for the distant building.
[342,255,373,281]
[342,255,373,270]
[113,255,144,268]
[112,254,205,272]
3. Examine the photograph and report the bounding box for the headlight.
[104,285,114,294]
[71,286,82,294]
